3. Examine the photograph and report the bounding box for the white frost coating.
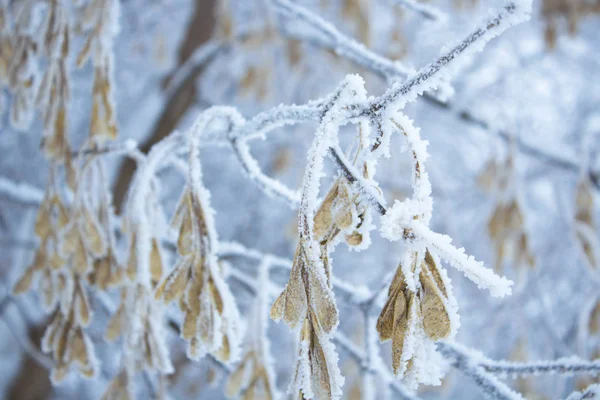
[188,107,245,252]
[438,342,525,400]
[392,114,432,223]
[297,75,367,324]
[127,131,184,287]
[478,354,600,377]
[218,240,371,302]
[252,258,279,399]
[371,0,532,114]
[414,222,513,298]
[290,340,315,399]
[566,384,600,400]
[428,251,461,338]
[274,0,414,80]
[381,201,513,298]
[299,75,367,241]
[330,144,387,215]
[187,107,245,363]
[232,138,301,207]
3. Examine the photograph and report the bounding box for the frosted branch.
[0,177,44,205]
[388,0,447,21]
[371,2,531,111]
[230,138,301,207]
[479,357,600,376]
[223,260,419,400]
[273,0,413,80]
[333,332,421,400]
[566,384,600,400]
[218,241,372,304]
[412,222,513,297]
[438,342,524,400]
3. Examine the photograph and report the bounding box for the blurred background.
[0,0,599,398]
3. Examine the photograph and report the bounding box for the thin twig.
[438,342,524,400]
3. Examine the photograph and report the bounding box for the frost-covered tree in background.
[0,0,599,399]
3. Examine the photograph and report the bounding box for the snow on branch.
[566,384,600,400]
[268,0,594,192]
[333,332,421,400]
[478,356,600,377]
[219,253,419,400]
[273,0,413,80]
[371,1,532,112]
[231,138,301,207]
[7,0,538,398]
[411,222,513,298]
[218,241,371,303]
[0,177,44,205]
[438,342,524,400]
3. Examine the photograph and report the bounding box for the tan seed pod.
[81,207,106,257]
[101,370,131,400]
[69,328,91,369]
[377,266,407,341]
[42,269,57,309]
[391,293,416,374]
[155,256,191,303]
[589,300,600,334]
[126,234,137,281]
[313,181,339,241]
[214,334,231,362]
[61,223,79,255]
[74,281,91,326]
[170,189,190,230]
[90,255,111,289]
[307,266,338,334]
[345,231,363,246]
[332,181,354,230]
[182,307,200,341]
[177,214,194,256]
[105,303,125,342]
[150,238,164,286]
[226,354,252,397]
[50,250,65,270]
[72,233,91,276]
[13,246,46,294]
[270,247,308,328]
[419,267,450,341]
[34,200,52,238]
